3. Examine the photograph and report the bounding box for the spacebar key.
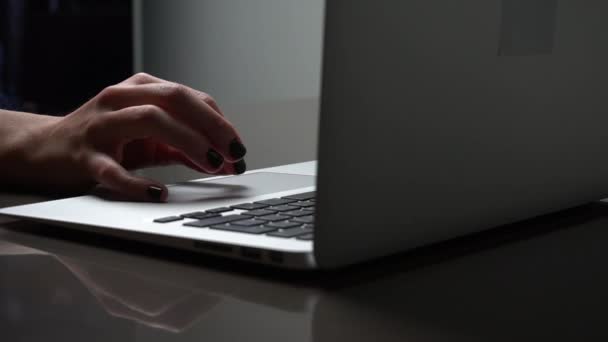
[184,215,249,228]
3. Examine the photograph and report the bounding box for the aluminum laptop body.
[3,0,608,269]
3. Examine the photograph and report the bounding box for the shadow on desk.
[2,202,608,341]
[313,202,608,341]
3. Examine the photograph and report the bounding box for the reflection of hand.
[59,258,221,333]
[0,242,221,333]
[0,241,49,256]
[2,73,248,201]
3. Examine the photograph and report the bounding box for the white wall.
[134,0,324,183]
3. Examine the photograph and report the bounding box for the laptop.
[3,1,608,269]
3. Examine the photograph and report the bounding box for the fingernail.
[229,138,247,159]
[234,159,247,175]
[147,185,164,201]
[207,148,224,169]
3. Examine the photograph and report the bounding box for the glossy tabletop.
[2,170,608,341]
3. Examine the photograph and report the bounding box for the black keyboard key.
[283,210,310,217]
[230,203,269,210]
[267,227,313,238]
[266,221,302,229]
[255,198,297,206]
[184,214,249,228]
[240,209,277,217]
[268,205,299,212]
[181,212,220,220]
[211,224,278,235]
[181,211,205,218]
[282,191,316,201]
[296,233,314,241]
[153,216,183,223]
[292,215,314,224]
[291,201,315,208]
[205,207,232,214]
[257,214,291,222]
[232,219,265,227]
[303,224,314,230]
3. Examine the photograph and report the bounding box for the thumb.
[87,153,167,202]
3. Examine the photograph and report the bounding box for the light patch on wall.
[498,0,559,56]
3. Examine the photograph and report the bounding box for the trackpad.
[166,172,315,203]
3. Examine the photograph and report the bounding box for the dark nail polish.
[207,149,224,169]
[234,159,247,175]
[147,186,164,201]
[229,138,247,159]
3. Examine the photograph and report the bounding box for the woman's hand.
[2,73,247,201]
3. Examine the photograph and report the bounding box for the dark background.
[0,0,132,115]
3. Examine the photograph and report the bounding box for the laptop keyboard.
[153,191,316,241]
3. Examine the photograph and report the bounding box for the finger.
[219,159,247,175]
[121,140,192,171]
[97,83,245,162]
[119,73,225,116]
[164,145,246,176]
[164,147,208,174]
[122,140,244,176]
[194,91,224,116]
[119,72,167,86]
[164,146,241,176]
[165,146,244,176]
[87,153,168,202]
[121,140,227,176]
[100,105,226,174]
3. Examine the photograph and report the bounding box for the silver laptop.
[3,1,608,269]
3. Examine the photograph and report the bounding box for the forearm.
[0,110,60,188]
[0,109,55,142]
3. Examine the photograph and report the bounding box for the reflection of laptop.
[3,1,608,269]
